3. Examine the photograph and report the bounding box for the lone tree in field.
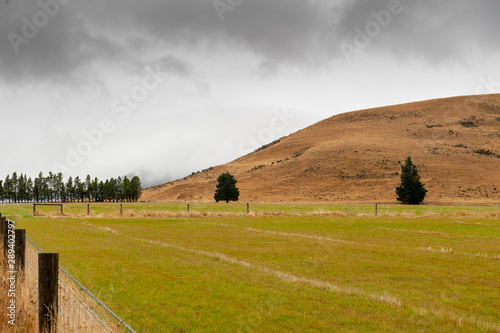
[214,172,239,203]
[396,156,427,205]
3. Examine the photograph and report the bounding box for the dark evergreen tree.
[396,156,428,205]
[91,177,99,202]
[18,174,26,202]
[33,172,42,203]
[75,176,86,203]
[130,176,142,202]
[4,175,12,203]
[85,175,92,202]
[123,176,131,202]
[40,173,49,202]
[27,177,34,202]
[107,178,117,202]
[56,172,64,201]
[66,177,74,202]
[47,172,56,202]
[11,172,18,203]
[103,180,110,202]
[214,172,239,203]
[96,181,104,202]
[116,177,124,201]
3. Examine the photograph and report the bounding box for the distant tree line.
[0,172,142,203]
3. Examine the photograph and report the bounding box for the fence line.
[22,233,136,332]
[2,202,500,218]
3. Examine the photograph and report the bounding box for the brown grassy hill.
[141,94,500,204]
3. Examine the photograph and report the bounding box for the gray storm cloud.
[1,0,500,84]
[0,0,195,84]
[329,0,500,64]
[74,0,500,66]
[0,0,80,82]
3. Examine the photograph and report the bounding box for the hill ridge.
[142,94,500,204]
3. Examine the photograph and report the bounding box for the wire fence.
[3,201,500,218]
[24,235,136,332]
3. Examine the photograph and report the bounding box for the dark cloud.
[74,0,500,67]
[150,56,191,77]
[76,0,326,68]
[1,0,499,84]
[0,1,82,82]
[328,0,500,63]
[0,0,326,84]
[0,0,194,85]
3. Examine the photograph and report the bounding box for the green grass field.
[12,203,500,332]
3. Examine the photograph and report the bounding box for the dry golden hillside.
[142,94,500,204]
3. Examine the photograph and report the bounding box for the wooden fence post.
[0,217,8,261]
[247,203,249,214]
[375,203,378,216]
[33,203,36,216]
[120,204,123,215]
[39,253,59,333]
[15,229,26,272]
[187,204,190,213]
[87,204,90,215]
[0,216,6,238]
[2,217,9,262]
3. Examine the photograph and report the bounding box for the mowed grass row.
[15,212,500,332]
[3,201,500,217]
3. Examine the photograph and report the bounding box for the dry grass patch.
[0,269,37,332]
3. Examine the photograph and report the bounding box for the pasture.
[12,203,500,332]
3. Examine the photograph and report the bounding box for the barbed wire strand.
[25,235,136,333]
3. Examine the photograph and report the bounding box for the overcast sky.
[1,0,499,186]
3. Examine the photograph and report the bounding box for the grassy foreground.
[12,205,500,332]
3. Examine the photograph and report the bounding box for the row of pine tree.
[0,172,142,203]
